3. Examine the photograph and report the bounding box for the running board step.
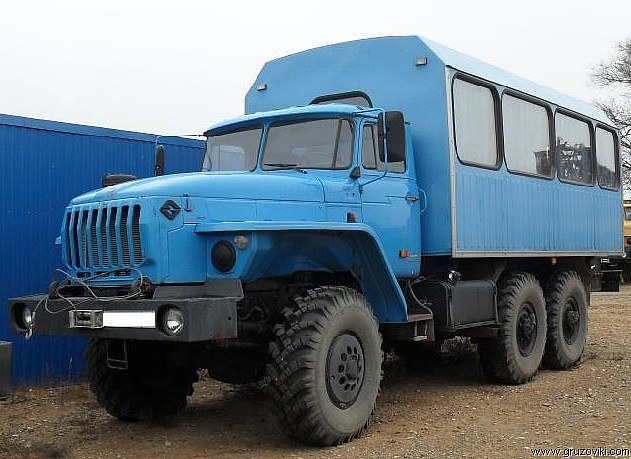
[380,313,435,342]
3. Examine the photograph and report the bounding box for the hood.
[69,172,325,205]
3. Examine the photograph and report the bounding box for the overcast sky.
[0,0,629,135]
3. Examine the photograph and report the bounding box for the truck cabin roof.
[204,104,377,137]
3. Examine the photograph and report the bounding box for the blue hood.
[70,172,325,204]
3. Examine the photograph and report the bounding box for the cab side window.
[361,123,405,173]
[362,124,378,169]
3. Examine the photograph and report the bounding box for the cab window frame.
[202,123,263,172]
[260,117,355,171]
[360,121,406,173]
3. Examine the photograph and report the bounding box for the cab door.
[359,122,421,278]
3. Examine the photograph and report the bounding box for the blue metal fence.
[0,113,204,384]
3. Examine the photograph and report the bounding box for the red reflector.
[399,250,409,258]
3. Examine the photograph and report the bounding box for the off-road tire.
[267,286,383,446]
[86,339,198,422]
[478,272,547,384]
[543,271,588,370]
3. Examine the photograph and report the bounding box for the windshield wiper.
[264,163,307,173]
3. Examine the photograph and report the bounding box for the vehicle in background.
[594,200,630,291]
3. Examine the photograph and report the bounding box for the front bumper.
[9,294,238,342]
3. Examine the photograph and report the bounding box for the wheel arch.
[195,222,408,323]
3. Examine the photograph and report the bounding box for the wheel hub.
[562,298,580,345]
[326,333,365,409]
[517,303,538,357]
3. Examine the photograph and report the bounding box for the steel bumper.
[9,294,238,342]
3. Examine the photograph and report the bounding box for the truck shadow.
[153,339,492,450]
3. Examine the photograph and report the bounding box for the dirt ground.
[1,287,630,459]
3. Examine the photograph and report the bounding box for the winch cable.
[25,268,146,340]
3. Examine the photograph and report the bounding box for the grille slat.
[63,203,143,271]
[100,208,109,266]
[72,211,81,267]
[110,207,119,267]
[89,209,98,267]
[65,213,72,268]
[132,205,142,264]
[120,206,131,267]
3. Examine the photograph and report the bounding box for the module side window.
[502,94,552,177]
[452,78,499,168]
[555,113,593,185]
[595,127,619,190]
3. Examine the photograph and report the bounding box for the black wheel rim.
[517,303,538,357]
[562,298,580,345]
[326,333,365,409]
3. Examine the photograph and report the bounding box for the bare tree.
[592,39,631,194]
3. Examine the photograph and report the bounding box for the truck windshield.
[262,118,353,170]
[202,126,262,171]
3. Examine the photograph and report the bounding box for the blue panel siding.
[455,164,622,254]
[0,114,204,384]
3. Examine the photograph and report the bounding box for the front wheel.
[267,286,383,446]
[86,339,198,422]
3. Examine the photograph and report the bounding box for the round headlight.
[163,307,184,336]
[15,304,33,330]
[211,241,236,273]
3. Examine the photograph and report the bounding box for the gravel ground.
[0,286,629,459]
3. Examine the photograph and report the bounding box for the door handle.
[405,194,419,202]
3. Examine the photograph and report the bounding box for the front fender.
[195,222,408,323]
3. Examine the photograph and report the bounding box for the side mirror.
[154,145,165,176]
[377,111,406,164]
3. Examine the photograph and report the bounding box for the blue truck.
[9,36,622,445]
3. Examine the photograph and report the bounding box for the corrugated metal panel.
[0,113,204,384]
[455,164,622,254]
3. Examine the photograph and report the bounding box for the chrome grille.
[64,204,143,270]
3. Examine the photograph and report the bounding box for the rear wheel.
[267,286,383,446]
[478,272,546,384]
[86,339,198,422]
[543,271,588,369]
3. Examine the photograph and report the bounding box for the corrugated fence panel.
[0,114,204,384]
